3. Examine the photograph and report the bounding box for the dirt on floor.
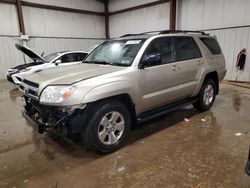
[0,81,249,188]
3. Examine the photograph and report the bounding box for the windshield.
[44,52,62,62]
[84,39,145,66]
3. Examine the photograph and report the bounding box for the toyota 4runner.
[20,30,227,154]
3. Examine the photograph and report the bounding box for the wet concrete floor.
[0,80,249,188]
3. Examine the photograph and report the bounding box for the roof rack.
[159,30,207,35]
[120,30,208,38]
[119,33,144,38]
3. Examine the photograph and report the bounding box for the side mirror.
[55,59,61,66]
[139,52,161,69]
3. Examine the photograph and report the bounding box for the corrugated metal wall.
[210,28,250,81]
[28,37,104,55]
[109,0,158,12]
[0,1,105,80]
[177,0,250,81]
[24,0,104,12]
[0,4,22,79]
[109,0,169,38]
[22,7,105,38]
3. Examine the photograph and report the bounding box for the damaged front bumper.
[22,110,45,134]
[22,96,87,134]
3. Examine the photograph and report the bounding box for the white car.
[7,43,88,85]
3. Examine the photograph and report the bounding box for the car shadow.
[34,105,202,160]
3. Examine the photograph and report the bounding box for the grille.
[20,85,24,90]
[20,79,39,100]
[23,79,39,88]
[28,90,38,96]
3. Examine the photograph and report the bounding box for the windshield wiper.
[83,60,128,67]
[83,61,114,65]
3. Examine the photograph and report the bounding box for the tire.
[81,100,131,154]
[194,79,216,111]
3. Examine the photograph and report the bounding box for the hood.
[23,63,125,86]
[11,62,44,71]
[15,43,46,62]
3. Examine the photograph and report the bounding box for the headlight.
[40,85,77,103]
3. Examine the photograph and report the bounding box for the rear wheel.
[194,79,216,111]
[81,100,131,154]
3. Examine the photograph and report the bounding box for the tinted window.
[73,53,87,61]
[44,52,63,62]
[60,54,74,63]
[200,37,221,55]
[145,37,174,65]
[174,37,202,61]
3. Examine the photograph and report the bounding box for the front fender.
[82,81,138,104]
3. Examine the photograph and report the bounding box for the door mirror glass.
[55,59,61,65]
[140,52,161,68]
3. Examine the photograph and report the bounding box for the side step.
[137,98,197,124]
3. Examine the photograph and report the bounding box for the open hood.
[15,43,46,62]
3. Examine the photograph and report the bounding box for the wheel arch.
[204,72,219,95]
[192,71,219,96]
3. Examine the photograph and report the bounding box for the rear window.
[174,37,202,61]
[200,37,221,55]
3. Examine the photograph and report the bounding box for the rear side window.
[200,37,221,55]
[174,37,202,61]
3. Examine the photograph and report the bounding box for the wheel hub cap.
[203,84,214,105]
[98,111,125,145]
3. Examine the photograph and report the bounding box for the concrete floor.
[0,80,249,188]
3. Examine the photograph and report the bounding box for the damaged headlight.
[40,85,77,103]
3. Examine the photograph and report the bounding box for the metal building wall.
[177,0,250,81]
[22,6,105,55]
[0,3,23,79]
[0,1,105,80]
[109,0,158,12]
[109,0,169,38]
[24,0,104,12]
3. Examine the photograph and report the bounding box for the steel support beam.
[104,0,110,39]
[16,0,25,34]
[109,0,169,16]
[0,0,15,4]
[169,0,176,30]
[21,1,104,16]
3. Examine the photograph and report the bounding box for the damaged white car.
[7,43,88,85]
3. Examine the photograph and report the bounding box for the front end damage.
[22,96,87,135]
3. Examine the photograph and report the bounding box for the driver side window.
[144,37,175,66]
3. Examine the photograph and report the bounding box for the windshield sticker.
[125,40,141,45]
[121,60,130,65]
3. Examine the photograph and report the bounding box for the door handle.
[198,60,204,65]
[172,65,180,71]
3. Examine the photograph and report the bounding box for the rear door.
[172,36,205,96]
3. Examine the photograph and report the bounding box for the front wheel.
[194,79,216,111]
[81,100,131,154]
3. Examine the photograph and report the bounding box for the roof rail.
[159,30,207,35]
[119,33,144,38]
[119,30,208,38]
